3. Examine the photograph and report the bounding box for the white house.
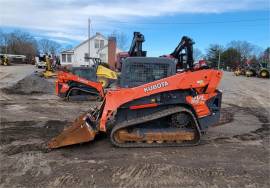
[61,32,121,68]
[60,50,74,65]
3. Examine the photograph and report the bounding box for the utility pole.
[213,48,221,70]
[88,18,91,64]
[218,50,221,70]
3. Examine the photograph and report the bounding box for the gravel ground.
[0,65,37,89]
[0,65,269,187]
[2,74,54,95]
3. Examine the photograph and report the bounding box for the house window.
[62,54,66,62]
[67,54,72,62]
[95,39,99,48]
[100,40,104,48]
[94,39,105,49]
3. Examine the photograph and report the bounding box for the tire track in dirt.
[110,163,264,188]
[205,103,269,144]
[0,120,68,155]
[1,102,269,156]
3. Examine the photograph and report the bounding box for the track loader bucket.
[47,113,97,149]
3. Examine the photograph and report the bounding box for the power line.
[94,18,269,25]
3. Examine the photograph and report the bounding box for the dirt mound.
[2,74,54,95]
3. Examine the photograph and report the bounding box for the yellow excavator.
[42,55,57,78]
[95,62,118,87]
[68,57,118,88]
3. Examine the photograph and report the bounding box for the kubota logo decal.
[144,81,169,93]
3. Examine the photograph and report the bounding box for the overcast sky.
[1,0,269,55]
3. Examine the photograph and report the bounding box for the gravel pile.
[2,74,54,95]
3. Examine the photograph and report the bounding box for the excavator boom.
[116,32,146,71]
[164,36,195,70]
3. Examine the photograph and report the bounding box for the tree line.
[0,29,269,69]
[0,29,63,58]
[0,29,128,59]
[202,41,269,70]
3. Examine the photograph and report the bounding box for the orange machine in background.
[56,69,104,101]
[56,58,118,101]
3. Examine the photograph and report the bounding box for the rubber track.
[66,87,100,101]
[110,106,201,148]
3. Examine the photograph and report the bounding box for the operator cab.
[67,57,104,82]
[120,57,176,88]
[70,67,97,82]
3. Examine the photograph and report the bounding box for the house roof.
[61,32,123,54]
[74,32,107,50]
[61,49,74,54]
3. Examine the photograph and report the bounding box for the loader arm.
[116,32,147,71]
[168,36,195,69]
[128,32,146,57]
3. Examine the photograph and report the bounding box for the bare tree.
[58,44,74,54]
[49,41,61,54]
[193,48,203,61]
[38,39,61,54]
[0,30,9,53]
[0,29,4,46]
[263,47,270,62]
[227,40,256,63]
[110,31,128,50]
[258,47,270,67]
[0,30,38,56]
[38,39,50,54]
[221,47,241,69]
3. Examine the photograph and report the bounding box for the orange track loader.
[56,58,112,101]
[48,36,223,148]
[56,69,105,101]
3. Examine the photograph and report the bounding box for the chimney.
[108,36,116,70]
